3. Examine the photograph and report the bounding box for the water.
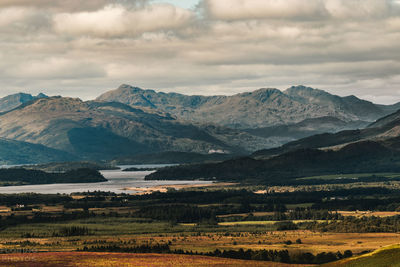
[0,165,212,194]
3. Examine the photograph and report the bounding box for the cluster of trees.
[0,211,95,231]
[0,168,106,185]
[135,204,216,223]
[304,216,400,233]
[54,226,91,237]
[222,209,343,222]
[0,193,72,206]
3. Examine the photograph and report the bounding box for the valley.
[1,85,400,266]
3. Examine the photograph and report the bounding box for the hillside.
[252,108,400,159]
[146,140,400,184]
[246,116,368,140]
[112,151,235,165]
[97,84,396,129]
[147,105,400,184]
[0,97,272,161]
[0,138,74,164]
[323,244,400,267]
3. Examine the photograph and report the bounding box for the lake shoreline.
[124,182,237,195]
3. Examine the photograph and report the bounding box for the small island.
[0,168,107,186]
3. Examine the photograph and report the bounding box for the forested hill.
[145,141,400,184]
[0,168,106,186]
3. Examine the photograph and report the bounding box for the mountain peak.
[36,93,48,98]
[117,84,145,92]
[0,92,49,113]
[19,96,87,114]
[285,85,328,96]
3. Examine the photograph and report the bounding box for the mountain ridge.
[97,84,398,129]
[0,96,267,161]
[0,92,47,113]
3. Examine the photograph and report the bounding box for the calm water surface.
[0,164,211,194]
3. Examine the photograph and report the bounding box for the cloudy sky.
[0,0,400,103]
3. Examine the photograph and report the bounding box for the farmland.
[2,179,400,265]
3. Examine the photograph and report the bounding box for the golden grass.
[323,244,400,267]
[0,252,308,267]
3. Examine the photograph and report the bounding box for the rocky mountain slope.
[0,92,47,112]
[252,108,400,159]
[0,96,272,161]
[147,105,400,183]
[97,84,397,129]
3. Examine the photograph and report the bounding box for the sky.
[0,0,400,104]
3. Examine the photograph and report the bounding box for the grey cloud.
[203,0,399,21]
[0,0,147,12]
[0,0,399,104]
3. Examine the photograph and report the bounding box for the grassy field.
[0,252,305,267]
[1,215,399,256]
[2,185,400,265]
[323,244,400,267]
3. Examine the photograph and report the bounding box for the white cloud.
[203,0,397,21]
[53,4,194,38]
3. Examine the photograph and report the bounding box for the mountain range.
[148,102,400,183]
[0,84,399,164]
[97,84,399,128]
[0,96,248,161]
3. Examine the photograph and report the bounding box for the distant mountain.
[112,151,235,165]
[0,92,47,112]
[97,84,398,129]
[284,86,385,121]
[0,96,266,160]
[252,108,400,159]
[147,106,400,183]
[245,116,368,140]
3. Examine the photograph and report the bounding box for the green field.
[323,244,400,267]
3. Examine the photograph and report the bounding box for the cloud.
[0,7,38,27]
[203,0,324,20]
[53,4,194,38]
[4,57,106,79]
[0,0,399,104]
[0,0,128,12]
[203,0,397,21]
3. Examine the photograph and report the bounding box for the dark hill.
[146,141,400,184]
